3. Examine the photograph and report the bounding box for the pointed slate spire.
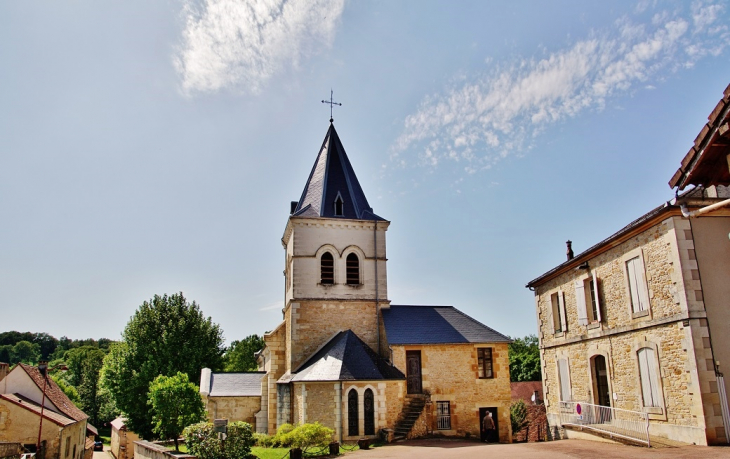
[292,123,384,221]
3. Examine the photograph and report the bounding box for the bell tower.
[281,122,390,372]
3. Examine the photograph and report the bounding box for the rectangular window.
[65,438,70,458]
[638,348,661,408]
[436,401,451,430]
[557,358,571,401]
[477,348,493,379]
[626,256,650,314]
[551,292,566,333]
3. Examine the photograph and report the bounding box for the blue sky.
[1,1,729,344]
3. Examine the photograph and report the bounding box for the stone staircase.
[393,395,427,440]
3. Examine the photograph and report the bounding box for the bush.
[273,423,296,447]
[287,423,334,452]
[183,421,255,459]
[253,432,275,447]
[510,400,528,434]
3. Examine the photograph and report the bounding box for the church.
[202,119,512,443]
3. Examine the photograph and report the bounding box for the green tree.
[51,373,80,405]
[224,334,265,371]
[11,340,41,365]
[0,345,11,363]
[101,293,225,439]
[148,372,205,451]
[508,335,541,382]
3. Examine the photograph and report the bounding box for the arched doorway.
[348,389,359,436]
[591,355,611,407]
[364,389,375,435]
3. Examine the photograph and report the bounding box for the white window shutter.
[636,260,650,312]
[592,271,602,322]
[558,359,571,401]
[627,257,641,313]
[574,280,588,325]
[558,291,567,332]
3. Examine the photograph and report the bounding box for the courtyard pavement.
[344,438,730,459]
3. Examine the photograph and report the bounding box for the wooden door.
[406,351,422,394]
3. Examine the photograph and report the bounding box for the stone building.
[253,120,512,442]
[198,369,264,427]
[0,363,93,458]
[526,84,730,446]
[109,417,140,459]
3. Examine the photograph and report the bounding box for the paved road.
[344,439,730,459]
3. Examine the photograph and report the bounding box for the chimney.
[566,240,574,261]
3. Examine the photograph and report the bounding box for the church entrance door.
[406,351,422,394]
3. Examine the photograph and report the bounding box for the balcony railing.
[558,401,650,447]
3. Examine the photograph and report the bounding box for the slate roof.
[381,306,511,345]
[18,363,88,422]
[0,393,76,427]
[292,123,385,221]
[292,330,404,382]
[208,372,265,397]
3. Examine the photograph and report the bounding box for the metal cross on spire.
[321,89,342,123]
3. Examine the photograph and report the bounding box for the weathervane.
[321,89,342,123]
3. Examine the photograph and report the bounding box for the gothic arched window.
[364,388,375,435]
[348,389,359,436]
[346,253,360,285]
[321,252,334,284]
[334,194,344,216]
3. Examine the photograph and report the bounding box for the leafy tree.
[101,293,225,439]
[0,345,11,363]
[51,373,80,405]
[11,340,41,365]
[183,421,255,459]
[224,334,265,371]
[148,372,205,450]
[510,400,528,434]
[508,335,541,382]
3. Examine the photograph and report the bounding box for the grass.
[251,446,290,459]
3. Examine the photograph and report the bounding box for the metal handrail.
[558,401,650,447]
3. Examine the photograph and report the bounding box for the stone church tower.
[282,121,390,371]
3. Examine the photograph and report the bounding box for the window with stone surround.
[478,347,493,379]
[575,272,602,326]
[638,347,661,408]
[436,401,451,430]
[321,252,334,284]
[551,291,567,334]
[623,249,651,318]
[346,253,360,285]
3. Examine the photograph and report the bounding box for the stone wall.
[0,398,86,459]
[287,301,379,372]
[512,405,548,442]
[133,441,194,459]
[263,322,286,434]
[203,396,261,427]
[283,218,389,306]
[534,214,726,445]
[391,343,512,442]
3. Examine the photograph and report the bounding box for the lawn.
[251,444,360,458]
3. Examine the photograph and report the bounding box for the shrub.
[273,423,296,447]
[287,423,334,452]
[510,400,528,434]
[253,432,275,447]
[183,421,255,459]
[225,421,255,459]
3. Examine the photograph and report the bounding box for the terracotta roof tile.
[0,393,76,426]
[18,363,88,421]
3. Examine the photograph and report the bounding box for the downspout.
[680,198,730,218]
[340,381,344,443]
[374,220,380,354]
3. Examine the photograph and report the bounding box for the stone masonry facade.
[533,209,727,445]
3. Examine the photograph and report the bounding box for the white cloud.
[175,0,345,95]
[392,2,730,173]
